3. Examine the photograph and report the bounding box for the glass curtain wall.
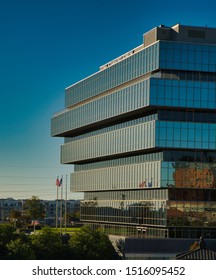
[51,27,216,239]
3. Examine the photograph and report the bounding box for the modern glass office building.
[51,24,216,238]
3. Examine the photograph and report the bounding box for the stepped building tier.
[51,24,216,238]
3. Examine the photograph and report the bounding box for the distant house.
[176,248,216,260]
[176,236,216,260]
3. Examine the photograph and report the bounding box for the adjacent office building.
[51,24,216,239]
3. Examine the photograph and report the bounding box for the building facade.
[0,198,80,225]
[51,24,216,238]
[44,199,80,226]
[0,198,21,222]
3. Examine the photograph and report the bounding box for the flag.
[139,181,146,188]
[56,178,60,187]
[60,177,63,186]
[31,220,40,226]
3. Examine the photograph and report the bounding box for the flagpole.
[64,174,67,234]
[55,177,59,229]
[60,175,63,235]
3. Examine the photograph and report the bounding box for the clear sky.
[0,0,216,200]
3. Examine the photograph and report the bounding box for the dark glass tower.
[51,24,216,238]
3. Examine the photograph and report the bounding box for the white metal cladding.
[61,120,156,163]
[71,161,161,192]
[65,43,159,107]
[51,78,150,136]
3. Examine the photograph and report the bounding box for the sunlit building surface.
[51,24,216,238]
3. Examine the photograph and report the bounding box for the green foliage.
[69,226,117,260]
[0,224,118,260]
[6,238,35,260]
[0,224,17,259]
[9,209,28,229]
[68,210,80,222]
[9,209,22,220]
[23,196,46,221]
[31,227,67,259]
[0,224,16,244]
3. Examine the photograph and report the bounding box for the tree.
[68,210,80,222]
[6,238,35,260]
[23,196,45,232]
[0,224,17,259]
[9,209,26,229]
[69,226,117,260]
[31,227,67,259]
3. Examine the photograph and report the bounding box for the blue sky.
[0,0,216,200]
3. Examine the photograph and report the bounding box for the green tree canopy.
[0,224,17,259]
[23,196,45,220]
[9,209,26,229]
[31,227,67,259]
[23,196,45,231]
[69,226,117,260]
[6,238,35,260]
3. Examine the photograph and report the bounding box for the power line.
[0,175,56,179]
[0,189,56,193]
[0,164,63,168]
[0,183,57,186]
